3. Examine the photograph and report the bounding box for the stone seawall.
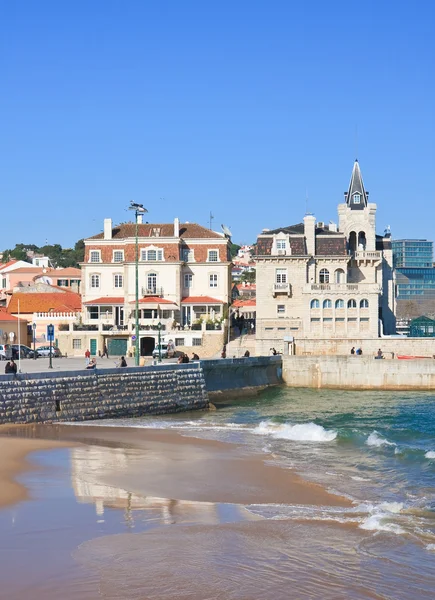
[0,364,208,425]
[201,356,282,394]
[283,355,435,390]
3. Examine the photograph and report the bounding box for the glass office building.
[393,239,435,298]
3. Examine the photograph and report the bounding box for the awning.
[129,296,178,310]
[84,297,124,305]
[181,296,224,305]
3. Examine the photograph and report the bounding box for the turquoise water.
[96,386,435,546]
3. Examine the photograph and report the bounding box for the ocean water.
[88,386,435,548]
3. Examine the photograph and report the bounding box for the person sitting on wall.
[356,348,362,356]
[192,353,200,361]
[350,347,355,355]
[221,346,227,359]
[177,354,184,364]
[120,356,127,367]
[86,358,97,369]
[244,350,250,357]
[5,359,17,374]
[270,348,277,356]
[376,349,384,360]
[182,354,190,363]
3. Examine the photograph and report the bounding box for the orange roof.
[0,260,18,271]
[129,296,176,305]
[7,267,44,274]
[236,283,256,290]
[88,222,224,240]
[7,292,81,314]
[232,299,256,308]
[0,309,25,322]
[84,297,124,305]
[37,267,82,278]
[181,296,224,304]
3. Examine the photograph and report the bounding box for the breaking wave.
[366,431,396,448]
[253,420,337,442]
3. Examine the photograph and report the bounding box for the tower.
[338,160,377,252]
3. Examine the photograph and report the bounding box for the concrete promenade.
[5,356,173,375]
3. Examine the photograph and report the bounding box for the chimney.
[174,217,180,237]
[137,214,143,224]
[303,214,316,255]
[103,218,112,240]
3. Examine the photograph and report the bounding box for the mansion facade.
[58,216,231,358]
[255,160,396,355]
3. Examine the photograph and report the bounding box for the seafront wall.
[0,357,282,425]
[293,337,435,358]
[201,356,282,395]
[0,364,208,425]
[283,355,435,390]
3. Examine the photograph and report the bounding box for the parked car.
[0,344,13,360]
[12,344,35,358]
[36,346,62,357]
[152,343,174,359]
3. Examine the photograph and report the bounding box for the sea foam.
[366,431,395,448]
[425,451,435,459]
[253,420,337,442]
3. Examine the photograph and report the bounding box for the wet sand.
[0,436,70,508]
[1,424,352,508]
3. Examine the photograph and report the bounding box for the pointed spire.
[345,159,368,209]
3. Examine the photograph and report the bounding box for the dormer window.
[276,240,286,250]
[353,193,361,204]
[152,228,161,237]
[141,248,164,261]
[89,250,101,263]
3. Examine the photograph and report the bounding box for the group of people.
[84,348,128,369]
[177,352,200,364]
[350,347,363,355]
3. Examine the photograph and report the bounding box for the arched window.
[348,299,357,309]
[147,272,157,294]
[335,299,344,309]
[319,269,329,284]
[335,269,345,284]
[349,231,357,253]
[323,299,332,309]
[310,299,320,309]
[360,299,369,309]
[358,232,366,251]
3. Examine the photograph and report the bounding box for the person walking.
[85,349,91,366]
[101,344,109,358]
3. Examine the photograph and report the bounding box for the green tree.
[240,270,256,283]
[229,243,241,258]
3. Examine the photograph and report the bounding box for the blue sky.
[1,0,434,248]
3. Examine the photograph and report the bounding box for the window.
[142,309,153,319]
[209,274,218,288]
[88,306,99,319]
[162,310,171,319]
[147,273,157,293]
[175,338,185,346]
[335,269,345,284]
[72,339,82,349]
[276,240,286,249]
[193,338,202,346]
[184,273,193,288]
[114,274,123,288]
[360,299,369,309]
[113,250,124,263]
[310,299,320,309]
[353,193,361,204]
[182,249,194,262]
[335,299,344,309]
[57,279,68,287]
[276,269,287,283]
[90,250,101,263]
[277,304,286,315]
[348,299,357,308]
[141,249,164,261]
[323,318,333,322]
[323,299,332,309]
[319,268,329,283]
[2,278,6,288]
[90,274,100,288]
[208,250,219,262]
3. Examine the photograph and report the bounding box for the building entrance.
[140,336,156,356]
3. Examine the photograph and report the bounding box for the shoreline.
[0,422,352,510]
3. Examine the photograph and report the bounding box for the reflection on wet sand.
[71,446,253,526]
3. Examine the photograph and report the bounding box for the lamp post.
[157,321,162,362]
[32,323,36,360]
[128,201,148,366]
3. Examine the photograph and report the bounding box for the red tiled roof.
[35,267,82,278]
[232,299,256,308]
[0,260,18,271]
[181,296,224,304]
[88,222,224,240]
[7,267,44,274]
[129,296,176,305]
[84,297,124,305]
[236,283,256,290]
[0,309,25,322]
[7,292,82,314]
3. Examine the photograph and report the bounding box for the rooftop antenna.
[305,188,311,215]
[355,124,359,160]
[208,211,214,230]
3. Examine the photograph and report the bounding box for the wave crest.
[253,421,337,442]
[425,451,435,459]
[366,431,395,448]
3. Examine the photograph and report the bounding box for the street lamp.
[157,321,162,363]
[128,201,148,366]
[32,323,36,360]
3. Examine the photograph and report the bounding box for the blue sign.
[47,324,55,342]
[131,335,137,341]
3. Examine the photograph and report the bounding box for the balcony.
[303,283,382,294]
[141,287,164,297]
[354,251,382,262]
[273,282,291,297]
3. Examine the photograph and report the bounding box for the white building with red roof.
[59,216,231,357]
